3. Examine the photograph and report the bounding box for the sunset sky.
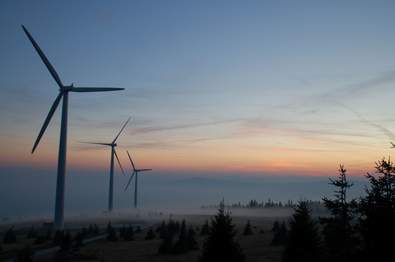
[2,0,395,180]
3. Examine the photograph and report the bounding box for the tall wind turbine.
[83,117,130,211]
[125,150,152,208]
[22,25,124,230]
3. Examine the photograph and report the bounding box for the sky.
[1,0,395,217]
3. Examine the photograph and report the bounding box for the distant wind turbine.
[125,150,152,208]
[83,117,131,212]
[22,25,124,230]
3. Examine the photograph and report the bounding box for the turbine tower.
[125,150,152,208]
[83,117,130,211]
[22,25,124,230]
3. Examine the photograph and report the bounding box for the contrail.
[335,102,395,141]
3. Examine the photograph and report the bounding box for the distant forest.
[201,199,323,209]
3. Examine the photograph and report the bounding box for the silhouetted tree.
[173,220,189,254]
[200,200,245,262]
[157,220,166,235]
[74,231,84,248]
[145,227,156,240]
[358,158,395,261]
[271,221,287,246]
[53,230,71,250]
[106,222,118,242]
[26,226,37,239]
[135,225,142,234]
[200,220,210,236]
[123,226,134,241]
[320,164,357,261]
[186,226,198,250]
[272,221,280,232]
[3,226,17,244]
[158,225,174,254]
[282,201,322,262]
[45,228,52,240]
[243,220,253,236]
[53,230,63,246]
[93,224,99,235]
[16,245,33,262]
[60,231,71,251]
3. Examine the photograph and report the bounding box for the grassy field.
[1,208,292,262]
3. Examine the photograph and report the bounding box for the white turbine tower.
[22,25,124,230]
[83,117,130,211]
[125,150,152,208]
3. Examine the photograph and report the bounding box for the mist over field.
[0,166,366,221]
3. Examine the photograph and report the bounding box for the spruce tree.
[282,201,322,262]
[359,158,395,261]
[173,220,188,254]
[27,226,36,239]
[122,226,134,241]
[200,220,210,236]
[243,220,253,235]
[320,164,357,261]
[145,227,156,240]
[106,222,118,242]
[200,200,245,262]
[186,226,198,250]
[271,221,287,246]
[3,227,17,244]
[158,225,174,254]
[16,245,33,262]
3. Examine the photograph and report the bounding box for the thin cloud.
[130,119,242,135]
[335,102,395,141]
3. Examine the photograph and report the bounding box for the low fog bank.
[0,166,366,222]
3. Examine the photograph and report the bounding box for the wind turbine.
[391,142,395,148]
[83,117,131,212]
[125,150,152,208]
[22,25,124,230]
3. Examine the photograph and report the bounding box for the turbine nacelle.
[61,84,74,92]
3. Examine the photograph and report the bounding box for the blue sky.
[2,0,395,170]
[1,0,395,216]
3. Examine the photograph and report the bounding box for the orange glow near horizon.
[0,132,389,178]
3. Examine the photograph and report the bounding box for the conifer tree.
[158,225,174,254]
[271,221,287,246]
[27,226,36,239]
[359,158,395,261]
[200,220,210,236]
[173,220,189,253]
[186,226,198,250]
[145,227,156,240]
[16,245,33,262]
[106,222,118,242]
[200,200,245,262]
[3,226,17,244]
[243,220,253,235]
[282,201,322,262]
[320,164,357,261]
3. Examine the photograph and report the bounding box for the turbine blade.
[124,171,136,191]
[112,117,131,143]
[21,25,63,88]
[32,93,63,153]
[72,87,124,92]
[114,149,125,175]
[80,142,112,146]
[126,150,136,171]
[138,169,152,172]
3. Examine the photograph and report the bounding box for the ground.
[0,208,292,262]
